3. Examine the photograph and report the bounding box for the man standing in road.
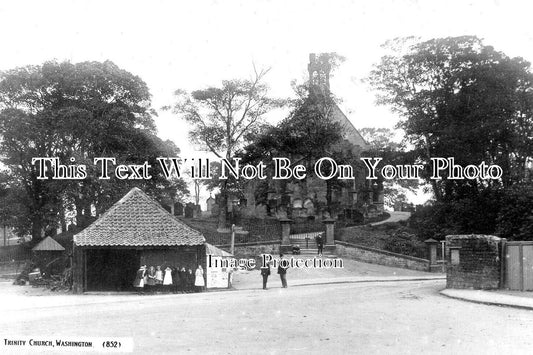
[278,254,288,288]
[260,262,271,290]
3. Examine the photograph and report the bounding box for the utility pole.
[230,224,235,256]
[440,240,446,272]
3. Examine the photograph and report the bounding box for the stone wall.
[446,235,502,290]
[219,241,280,270]
[335,241,430,272]
[218,240,431,272]
[218,241,280,268]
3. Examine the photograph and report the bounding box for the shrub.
[409,185,533,241]
[383,230,426,258]
[496,184,533,240]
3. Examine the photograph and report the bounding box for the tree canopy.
[369,36,533,201]
[0,60,186,241]
[359,127,416,209]
[369,36,533,239]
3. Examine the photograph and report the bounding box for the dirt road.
[370,211,411,226]
[2,280,533,354]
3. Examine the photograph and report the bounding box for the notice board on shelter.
[206,256,230,288]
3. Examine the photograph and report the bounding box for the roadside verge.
[441,288,533,310]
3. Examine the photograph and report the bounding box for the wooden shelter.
[72,188,206,293]
[32,236,67,275]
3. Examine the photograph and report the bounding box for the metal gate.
[504,241,533,291]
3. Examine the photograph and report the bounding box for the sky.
[1,0,532,205]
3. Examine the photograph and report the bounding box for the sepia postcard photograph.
[1,0,533,354]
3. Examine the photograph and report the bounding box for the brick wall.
[335,241,430,272]
[446,235,502,290]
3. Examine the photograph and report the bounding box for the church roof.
[305,53,369,151]
[330,103,369,150]
[298,92,369,151]
[74,188,205,247]
[32,236,65,251]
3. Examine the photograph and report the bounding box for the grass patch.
[337,223,426,259]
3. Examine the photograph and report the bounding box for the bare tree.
[167,66,284,228]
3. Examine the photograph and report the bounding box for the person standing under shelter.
[171,266,179,293]
[278,254,288,288]
[178,267,187,293]
[186,268,194,292]
[163,266,173,292]
[260,262,271,290]
[133,265,146,295]
[195,265,205,292]
[146,265,156,293]
[155,266,164,286]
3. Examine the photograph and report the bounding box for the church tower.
[308,53,332,96]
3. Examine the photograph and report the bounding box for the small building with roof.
[32,236,67,275]
[72,187,206,293]
[32,236,66,252]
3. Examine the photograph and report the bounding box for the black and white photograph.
[1,0,533,354]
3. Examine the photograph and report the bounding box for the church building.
[240,53,384,221]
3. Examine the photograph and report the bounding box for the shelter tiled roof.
[74,188,205,247]
[32,236,66,251]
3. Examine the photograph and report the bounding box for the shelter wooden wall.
[72,244,206,293]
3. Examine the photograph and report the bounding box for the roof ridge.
[116,186,143,204]
[74,187,205,247]
[331,103,369,149]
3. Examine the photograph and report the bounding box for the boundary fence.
[0,245,32,262]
